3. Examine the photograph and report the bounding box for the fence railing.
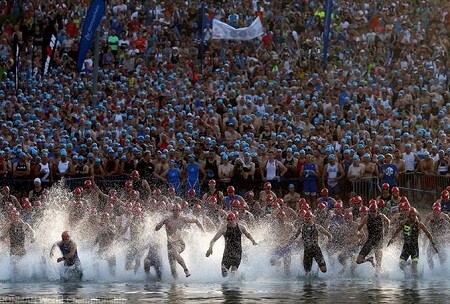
[3,173,449,206]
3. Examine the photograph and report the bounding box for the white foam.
[1,184,448,283]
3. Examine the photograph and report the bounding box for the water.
[0,279,450,303]
[2,185,450,303]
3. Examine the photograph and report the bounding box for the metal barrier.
[351,177,381,203]
[3,173,450,205]
[397,172,450,206]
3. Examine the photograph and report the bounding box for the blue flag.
[322,0,333,70]
[77,0,105,72]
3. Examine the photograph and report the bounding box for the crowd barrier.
[2,173,449,206]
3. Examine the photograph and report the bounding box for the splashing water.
[1,183,450,292]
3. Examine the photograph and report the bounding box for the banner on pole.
[77,0,105,72]
[322,0,333,70]
[212,17,264,41]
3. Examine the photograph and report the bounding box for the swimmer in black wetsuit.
[1,208,35,258]
[206,212,258,277]
[388,207,437,277]
[356,202,390,272]
[283,210,332,276]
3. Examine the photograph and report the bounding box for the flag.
[322,0,333,70]
[212,17,264,41]
[41,21,58,76]
[77,0,106,72]
[198,2,206,72]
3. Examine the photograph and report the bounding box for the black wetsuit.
[222,225,242,275]
[9,221,26,257]
[359,214,384,257]
[400,221,420,262]
[302,223,326,272]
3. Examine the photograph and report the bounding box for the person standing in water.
[1,208,35,258]
[283,210,332,276]
[50,231,83,281]
[388,207,437,277]
[206,212,258,277]
[356,202,390,272]
[155,204,204,278]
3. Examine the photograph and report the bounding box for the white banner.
[212,17,264,40]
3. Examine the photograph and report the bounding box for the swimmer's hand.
[252,240,258,246]
[387,239,393,247]
[206,248,212,257]
[57,257,65,263]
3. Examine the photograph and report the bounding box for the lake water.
[1,242,450,304]
[1,277,450,303]
[2,188,449,303]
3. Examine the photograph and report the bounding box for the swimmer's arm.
[357,216,368,231]
[286,226,302,246]
[317,224,332,241]
[246,211,255,222]
[387,225,403,246]
[443,213,450,224]
[418,222,435,244]
[185,217,204,232]
[23,221,35,241]
[120,218,131,235]
[239,224,257,245]
[49,242,59,257]
[381,214,390,231]
[283,206,297,219]
[208,225,226,250]
[155,218,166,231]
[142,179,152,193]
[203,216,217,231]
[424,213,432,226]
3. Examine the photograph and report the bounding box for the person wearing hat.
[387,208,437,277]
[0,186,21,215]
[156,204,204,279]
[347,154,365,191]
[70,155,90,178]
[54,149,71,181]
[2,207,35,260]
[323,154,345,199]
[218,154,234,190]
[356,202,390,272]
[283,184,301,210]
[261,150,287,195]
[12,152,30,196]
[282,148,298,191]
[379,153,399,187]
[185,154,200,198]
[28,178,45,205]
[135,150,156,186]
[206,212,258,277]
[419,150,436,192]
[36,153,52,185]
[50,231,83,281]
[282,210,332,277]
[360,153,379,200]
[300,153,319,206]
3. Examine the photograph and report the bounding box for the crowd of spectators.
[0,0,449,205]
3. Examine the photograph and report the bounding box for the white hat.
[34,178,41,184]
